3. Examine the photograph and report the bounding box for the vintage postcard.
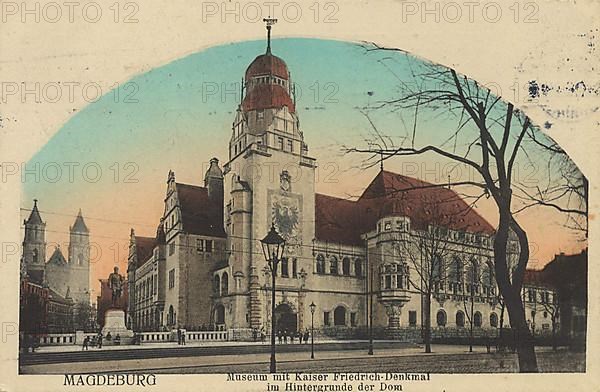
[0,0,598,391]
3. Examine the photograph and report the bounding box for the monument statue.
[108,266,124,307]
[102,266,133,344]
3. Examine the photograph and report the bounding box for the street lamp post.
[260,223,286,374]
[309,302,316,359]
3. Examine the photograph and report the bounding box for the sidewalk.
[20,345,565,374]
[30,338,390,353]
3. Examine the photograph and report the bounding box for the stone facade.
[126,40,559,340]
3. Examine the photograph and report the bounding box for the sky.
[21,38,586,301]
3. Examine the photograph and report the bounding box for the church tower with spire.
[222,20,317,330]
[22,199,47,281]
[68,210,91,304]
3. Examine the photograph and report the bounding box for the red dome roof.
[245,53,289,80]
[242,83,295,113]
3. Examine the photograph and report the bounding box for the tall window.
[350,312,357,327]
[432,255,443,281]
[409,311,417,326]
[205,240,213,253]
[330,256,338,275]
[281,258,289,277]
[323,311,330,326]
[196,239,204,253]
[169,242,175,256]
[316,255,325,274]
[449,257,462,282]
[474,311,482,327]
[355,259,362,277]
[287,139,293,152]
[490,313,498,328]
[436,310,447,326]
[456,311,465,327]
[213,275,220,296]
[278,137,284,150]
[292,258,297,278]
[334,306,346,326]
[342,257,351,276]
[221,273,228,295]
[168,269,175,289]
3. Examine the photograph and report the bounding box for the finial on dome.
[263,17,278,54]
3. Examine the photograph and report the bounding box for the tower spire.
[263,17,278,54]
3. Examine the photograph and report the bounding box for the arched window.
[482,261,494,286]
[436,310,447,327]
[474,311,482,327]
[456,311,465,327]
[330,256,338,275]
[221,272,229,295]
[213,275,221,296]
[333,306,346,326]
[355,259,362,277]
[316,255,325,274]
[342,257,351,276]
[490,313,498,328]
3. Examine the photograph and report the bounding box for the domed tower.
[22,199,47,281]
[223,22,317,331]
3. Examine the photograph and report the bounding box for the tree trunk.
[493,206,538,372]
[424,292,432,353]
[504,289,538,372]
[469,295,474,353]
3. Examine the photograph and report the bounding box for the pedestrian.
[177,327,182,345]
[182,329,186,345]
[115,334,121,345]
[297,330,302,344]
[303,329,309,344]
[277,330,282,344]
[252,328,257,342]
[82,336,89,351]
[290,331,295,344]
[284,329,288,344]
[97,332,103,349]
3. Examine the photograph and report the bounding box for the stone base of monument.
[102,309,134,345]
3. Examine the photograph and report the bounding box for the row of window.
[323,306,357,327]
[436,309,498,328]
[135,274,157,302]
[213,272,229,296]
[195,239,214,254]
[315,254,363,277]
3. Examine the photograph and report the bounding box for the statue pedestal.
[102,309,134,345]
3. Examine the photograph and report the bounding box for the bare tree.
[344,43,587,371]
[401,198,455,353]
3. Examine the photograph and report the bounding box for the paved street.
[20,343,584,374]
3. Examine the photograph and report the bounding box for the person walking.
[284,329,288,344]
[181,329,186,345]
[82,336,89,351]
[303,329,309,344]
[97,332,103,349]
[177,327,182,345]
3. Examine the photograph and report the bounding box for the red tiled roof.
[242,83,295,114]
[245,54,289,80]
[523,269,553,289]
[175,183,226,238]
[134,236,156,268]
[315,170,495,246]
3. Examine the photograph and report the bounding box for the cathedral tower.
[68,209,91,304]
[22,199,46,280]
